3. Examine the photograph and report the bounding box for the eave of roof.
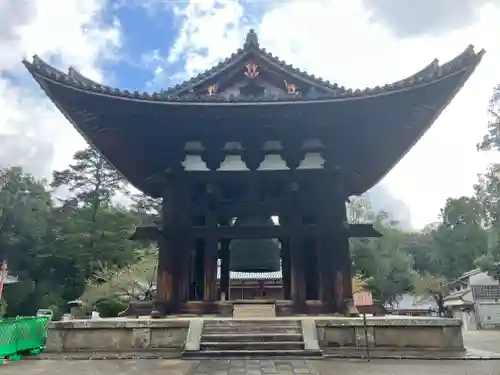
[22,40,484,105]
[217,267,282,281]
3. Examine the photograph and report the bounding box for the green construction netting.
[0,317,48,358]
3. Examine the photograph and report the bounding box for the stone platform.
[45,316,463,359]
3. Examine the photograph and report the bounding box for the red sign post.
[0,262,7,301]
[353,291,373,307]
[353,291,373,360]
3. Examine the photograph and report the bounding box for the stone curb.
[324,354,500,361]
[24,352,182,360]
[21,353,500,361]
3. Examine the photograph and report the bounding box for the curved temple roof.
[22,30,485,197]
[23,29,484,104]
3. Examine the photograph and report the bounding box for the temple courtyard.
[3,330,500,375]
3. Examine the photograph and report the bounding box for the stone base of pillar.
[150,309,163,319]
[275,300,354,316]
[150,301,178,317]
[149,301,221,316]
[344,298,359,317]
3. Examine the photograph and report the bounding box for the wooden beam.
[160,224,380,240]
[347,224,382,238]
[130,225,159,241]
[162,225,315,239]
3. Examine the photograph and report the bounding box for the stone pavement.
[3,330,500,375]
[463,330,500,353]
[3,359,500,375]
[190,360,316,374]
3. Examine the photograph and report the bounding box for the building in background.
[444,268,500,330]
[216,260,282,300]
[386,293,438,316]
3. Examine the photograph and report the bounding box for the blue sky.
[103,2,179,90]
[101,1,267,91]
[1,0,500,228]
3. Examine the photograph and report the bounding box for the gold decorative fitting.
[244,62,260,78]
[284,80,298,95]
[207,84,217,96]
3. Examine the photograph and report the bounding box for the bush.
[0,299,7,317]
[95,296,128,317]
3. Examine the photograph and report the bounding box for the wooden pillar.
[176,236,191,303]
[280,237,291,300]
[281,139,307,311]
[318,229,347,313]
[203,211,218,302]
[173,176,191,305]
[200,145,224,307]
[316,169,350,314]
[152,177,176,317]
[203,238,218,302]
[220,239,230,300]
[290,218,306,310]
[154,236,174,316]
[317,233,335,305]
[192,240,205,300]
[339,233,353,303]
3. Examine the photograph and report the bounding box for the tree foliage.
[411,271,447,316]
[0,147,154,317]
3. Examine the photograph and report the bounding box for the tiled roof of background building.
[216,259,282,281]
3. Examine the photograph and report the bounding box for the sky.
[1,0,500,229]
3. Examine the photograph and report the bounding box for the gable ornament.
[284,80,299,95]
[207,84,218,96]
[244,62,260,78]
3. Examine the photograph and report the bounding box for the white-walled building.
[444,268,500,330]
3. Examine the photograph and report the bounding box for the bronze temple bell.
[229,216,281,272]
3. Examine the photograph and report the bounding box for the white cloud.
[161,0,500,228]
[0,0,121,177]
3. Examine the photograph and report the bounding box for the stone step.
[233,304,276,318]
[232,310,275,314]
[201,333,303,342]
[202,326,302,334]
[234,313,275,317]
[183,349,322,358]
[203,319,301,326]
[200,341,305,351]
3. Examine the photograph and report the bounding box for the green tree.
[0,299,6,316]
[0,168,78,315]
[0,167,56,315]
[0,157,151,316]
[50,147,137,280]
[472,85,500,273]
[476,84,500,154]
[51,147,126,221]
[431,197,488,279]
[349,197,415,304]
[475,253,500,280]
[130,193,161,225]
[412,271,447,316]
[402,231,439,275]
[81,255,157,309]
